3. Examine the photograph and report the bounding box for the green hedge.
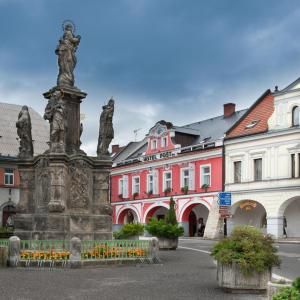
[113,223,144,239]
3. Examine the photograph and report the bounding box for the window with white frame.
[291,153,300,178]
[147,174,154,193]
[254,158,262,181]
[200,165,211,187]
[233,161,242,183]
[151,139,157,150]
[4,169,14,185]
[118,178,123,195]
[181,168,190,188]
[163,171,172,191]
[132,176,140,194]
[161,136,168,148]
[292,106,300,127]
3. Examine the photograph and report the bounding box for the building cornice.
[224,126,300,146]
[111,191,218,205]
[111,148,222,175]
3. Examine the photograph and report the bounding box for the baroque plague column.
[14,22,113,240]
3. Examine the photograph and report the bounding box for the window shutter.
[189,164,195,190]
[153,170,159,195]
[123,175,128,198]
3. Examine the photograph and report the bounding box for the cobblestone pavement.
[0,245,266,300]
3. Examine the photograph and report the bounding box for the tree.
[166,197,177,225]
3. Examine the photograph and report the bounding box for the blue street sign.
[218,192,231,206]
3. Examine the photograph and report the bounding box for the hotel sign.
[141,150,179,162]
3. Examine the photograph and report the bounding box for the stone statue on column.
[16,106,33,159]
[56,21,81,88]
[44,90,66,152]
[97,99,115,156]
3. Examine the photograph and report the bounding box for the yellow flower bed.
[20,250,70,260]
[81,245,147,260]
[20,245,147,260]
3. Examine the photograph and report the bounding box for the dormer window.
[245,120,259,129]
[292,106,299,127]
[151,139,157,150]
[161,137,168,148]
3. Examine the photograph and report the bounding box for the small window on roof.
[202,137,211,143]
[245,120,259,129]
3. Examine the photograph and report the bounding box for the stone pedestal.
[14,154,112,240]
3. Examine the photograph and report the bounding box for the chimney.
[223,103,236,117]
[112,144,120,154]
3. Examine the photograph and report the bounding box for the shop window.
[233,161,242,183]
[292,106,299,127]
[254,158,262,181]
[4,169,14,185]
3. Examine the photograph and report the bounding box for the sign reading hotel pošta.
[218,192,232,206]
[141,150,179,162]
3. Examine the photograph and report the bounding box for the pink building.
[111,104,246,237]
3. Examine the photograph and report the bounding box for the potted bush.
[181,186,188,195]
[272,277,300,300]
[145,198,184,250]
[211,226,280,293]
[118,194,123,200]
[113,223,144,240]
[164,187,172,196]
[201,183,209,192]
[147,190,153,197]
[133,192,139,200]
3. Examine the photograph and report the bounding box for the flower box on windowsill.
[164,188,172,196]
[133,192,139,200]
[181,186,189,195]
[201,184,210,192]
[147,190,153,197]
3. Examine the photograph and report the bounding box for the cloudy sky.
[1,0,300,155]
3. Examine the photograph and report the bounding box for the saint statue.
[97,99,114,156]
[55,21,81,87]
[44,90,65,152]
[16,106,34,159]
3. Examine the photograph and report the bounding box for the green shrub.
[113,223,144,239]
[273,277,300,300]
[145,218,184,239]
[166,197,177,225]
[211,226,280,276]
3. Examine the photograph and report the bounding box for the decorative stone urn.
[158,237,178,250]
[217,262,271,293]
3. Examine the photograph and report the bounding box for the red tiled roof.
[226,90,274,139]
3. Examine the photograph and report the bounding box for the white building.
[224,81,300,238]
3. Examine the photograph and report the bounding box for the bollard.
[69,237,82,268]
[0,246,8,267]
[9,236,20,267]
[150,237,160,263]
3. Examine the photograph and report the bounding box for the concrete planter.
[267,280,292,299]
[158,237,178,250]
[217,262,271,293]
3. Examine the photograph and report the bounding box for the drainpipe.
[222,142,227,236]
